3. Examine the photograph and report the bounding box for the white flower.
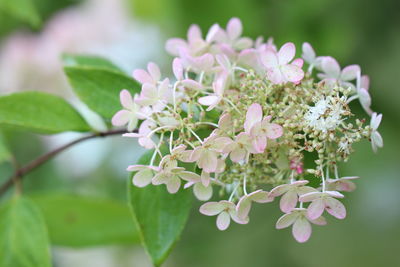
[276,208,327,243]
[199,200,248,230]
[370,113,383,152]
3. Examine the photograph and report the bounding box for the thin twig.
[0,129,129,196]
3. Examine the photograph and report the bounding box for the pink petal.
[292,218,312,243]
[267,68,284,84]
[341,64,360,81]
[200,171,211,187]
[218,113,233,131]
[234,37,253,50]
[187,24,202,44]
[227,17,242,40]
[278,42,296,65]
[302,42,316,63]
[281,64,304,83]
[191,53,214,71]
[172,58,183,80]
[265,123,283,139]
[244,103,262,133]
[309,215,327,226]
[216,211,231,230]
[361,75,370,90]
[111,110,131,126]
[147,62,161,81]
[193,183,212,201]
[216,54,231,70]
[321,56,341,78]
[230,147,247,163]
[165,38,186,56]
[325,191,344,198]
[252,135,267,153]
[199,202,225,216]
[307,198,325,220]
[299,191,323,202]
[280,190,298,213]
[120,89,134,109]
[261,49,279,68]
[276,212,298,229]
[249,190,273,203]
[181,79,203,90]
[325,197,346,219]
[206,24,221,42]
[133,69,153,84]
[269,184,291,197]
[236,196,252,220]
[198,150,218,173]
[292,58,304,68]
[198,95,219,106]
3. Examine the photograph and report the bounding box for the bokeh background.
[0,0,399,266]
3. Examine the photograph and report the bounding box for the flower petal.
[278,42,296,65]
[341,64,360,81]
[321,56,341,78]
[193,183,213,201]
[244,103,263,133]
[280,190,298,213]
[199,202,225,216]
[265,123,283,139]
[236,196,251,220]
[269,184,291,197]
[111,110,131,126]
[307,198,325,220]
[281,64,304,83]
[227,17,242,40]
[325,197,346,219]
[276,212,298,229]
[216,211,231,231]
[292,217,312,243]
[132,169,153,187]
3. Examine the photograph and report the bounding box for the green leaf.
[62,54,123,73]
[0,91,91,134]
[0,196,52,267]
[64,66,141,119]
[31,193,140,247]
[0,0,41,27]
[128,150,192,266]
[0,136,11,164]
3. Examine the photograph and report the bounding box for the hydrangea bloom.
[113,18,383,242]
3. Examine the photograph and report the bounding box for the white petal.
[193,183,213,201]
[132,169,153,187]
[199,202,225,216]
[278,42,296,65]
[216,211,231,231]
[276,212,298,229]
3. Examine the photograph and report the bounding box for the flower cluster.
[113,18,383,242]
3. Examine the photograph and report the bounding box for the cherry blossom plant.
[113,18,383,243]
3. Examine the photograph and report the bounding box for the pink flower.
[165,24,215,57]
[127,165,160,187]
[198,74,226,110]
[326,176,359,192]
[152,155,200,194]
[123,119,156,149]
[181,172,213,201]
[244,103,283,153]
[261,42,304,84]
[179,51,215,74]
[200,200,248,231]
[132,62,161,85]
[370,113,383,152]
[135,78,172,112]
[269,180,317,213]
[111,89,140,132]
[318,56,360,90]
[236,190,274,219]
[352,71,372,115]
[189,134,232,173]
[211,18,253,50]
[276,208,327,243]
[301,42,322,72]
[299,191,346,220]
[223,132,257,163]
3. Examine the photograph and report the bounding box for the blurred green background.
[0,0,399,266]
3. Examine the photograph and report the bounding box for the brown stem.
[0,129,129,196]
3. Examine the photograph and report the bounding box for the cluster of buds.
[112,18,383,242]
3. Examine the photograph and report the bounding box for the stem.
[0,129,128,196]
